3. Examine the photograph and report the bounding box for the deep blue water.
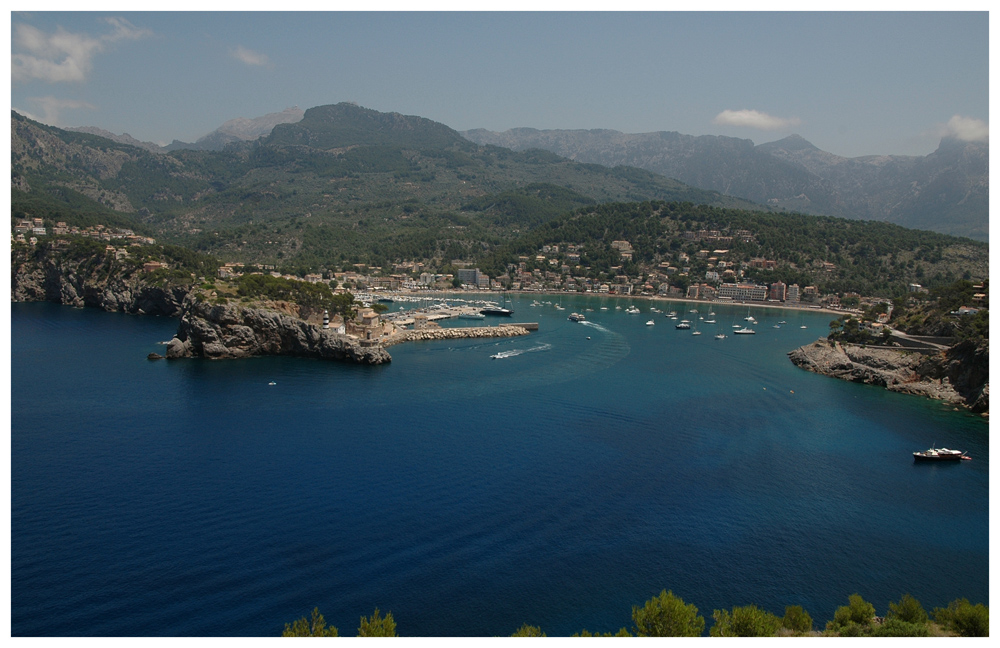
[10,297,989,636]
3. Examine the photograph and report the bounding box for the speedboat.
[646,320,655,326]
[568,312,586,322]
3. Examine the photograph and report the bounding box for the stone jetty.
[384,324,531,347]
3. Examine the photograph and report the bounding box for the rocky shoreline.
[788,338,988,415]
[164,296,392,364]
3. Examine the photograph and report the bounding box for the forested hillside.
[480,201,987,299]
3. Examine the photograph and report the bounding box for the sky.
[6,6,992,158]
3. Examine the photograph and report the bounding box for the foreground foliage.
[631,589,705,637]
[933,598,990,637]
[709,604,781,637]
[283,592,987,637]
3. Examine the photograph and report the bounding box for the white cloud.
[232,45,271,67]
[942,115,988,142]
[18,96,97,126]
[713,109,801,131]
[12,17,151,84]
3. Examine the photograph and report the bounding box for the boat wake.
[579,321,611,334]
[491,343,552,359]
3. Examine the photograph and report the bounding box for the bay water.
[10,297,989,636]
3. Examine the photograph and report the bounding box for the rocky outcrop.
[788,338,988,414]
[11,249,188,315]
[165,296,390,365]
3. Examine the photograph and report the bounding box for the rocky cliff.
[11,247,188,315]
[788,338,988,415]
[165,296,391,365]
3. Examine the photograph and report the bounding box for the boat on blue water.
[568,312,586,322]
[481,293,514,317]
[913,446,969,462]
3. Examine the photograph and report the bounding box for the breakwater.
[385,324,532,347]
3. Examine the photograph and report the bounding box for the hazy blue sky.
[9,10,990,157]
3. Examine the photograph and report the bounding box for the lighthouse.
[323,309,330,329]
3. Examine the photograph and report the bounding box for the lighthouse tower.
[323,309,330,329]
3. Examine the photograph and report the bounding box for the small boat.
[268,381,277,386]
[675,321,691,330]
[800,325,808,329]
[714,333,727,340]
[600,306,609,311]
[705,319,716,324]
[913,446,968,462]
[646,320,655,326]
[692,330,702,336]
[568,312,586,322]
[459,312,486,320]
[773,324,781,329]
[626,306,640,314]
[734,327,756,335]
[779,320,787,325]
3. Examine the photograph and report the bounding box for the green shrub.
[781,604,813,634]
[886,593,928,625]
[511,623,545,637]
[710,604,781,637]
[870,618,931,637]
[632,589,705,637]
[282,607,338,637]
[357,608,397,637]
[933,598,989,637]
[826,593,877,634]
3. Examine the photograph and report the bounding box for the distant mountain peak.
[267,102,467,151]
[758,134,819,152]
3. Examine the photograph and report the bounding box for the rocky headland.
[165,296,391,364]
[788,338,988,415]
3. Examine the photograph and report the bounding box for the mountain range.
[64,105,986,240]
[461,127,988,241]
[11,104,754,268]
